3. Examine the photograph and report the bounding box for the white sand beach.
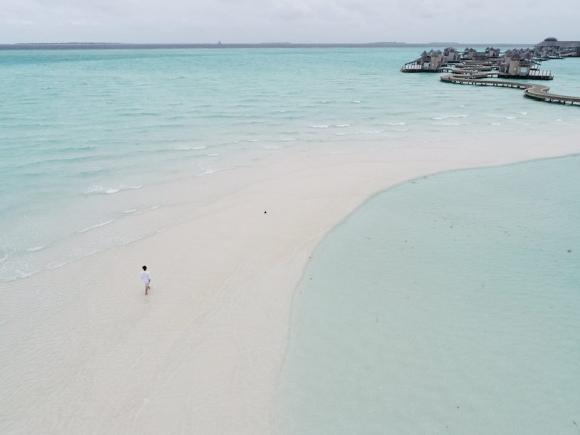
[2,134,580,434]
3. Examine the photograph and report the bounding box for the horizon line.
[0,41,537,49]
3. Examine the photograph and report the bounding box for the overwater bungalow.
[443,47,461,63]
[400,41,579,107]
[485,47,501,58]
[498,49,553,80]
[401,49,446,72]
[461,48,490,62]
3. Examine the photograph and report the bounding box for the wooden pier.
[440,74,580,106]
[524,86,580,105]
[401,45,579,107]
[497,69,553,80]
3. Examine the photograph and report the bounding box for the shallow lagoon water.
[1,48,580,281]
[278,155,580,434]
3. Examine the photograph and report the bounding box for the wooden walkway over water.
[440,74,580,106]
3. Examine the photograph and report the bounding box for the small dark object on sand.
[264,210,268,214]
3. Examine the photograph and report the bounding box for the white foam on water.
[12,269,33,279]
[25,246,45,253]
[85,184,143,195]
[119,233,151,246]
[85,184,106,194]
[77,219,115,234]
[387,121,406,126]
[432,114,468,121]
[173,144,205,151]
[335,124,351,128]
[45,260,69,271]
[122,209,138,214]
[310,124,330,129]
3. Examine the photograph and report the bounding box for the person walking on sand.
[141,265,151,295]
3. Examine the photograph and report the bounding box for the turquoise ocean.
[1,48,580,281]
[2,47,580,432]
[278,155,580,434]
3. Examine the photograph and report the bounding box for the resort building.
[443,47,461,63]
[461,48,491,62]
[498,49,552,79]
[499,50,531,76]
[419,50,445,70]
[536,37,580,57]
[485,47,501,58]
[401,49,446,72]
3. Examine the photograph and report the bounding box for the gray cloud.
[0,0,578,43]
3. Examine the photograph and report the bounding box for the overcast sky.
[1,0,578,44]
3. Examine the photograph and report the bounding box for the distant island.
[0,42,533,50]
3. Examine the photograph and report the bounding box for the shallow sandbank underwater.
[278,155,580,435]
